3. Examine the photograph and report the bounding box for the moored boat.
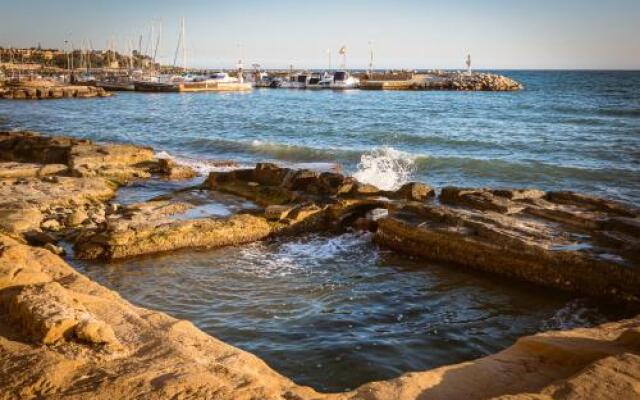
[329,71,359,90]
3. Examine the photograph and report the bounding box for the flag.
[338,46,347,55]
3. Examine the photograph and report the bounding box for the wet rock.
[440,186,526,214]
[158,158,198,180]
[23,230,57,246]
[44,243,65,256]
[75,207,271,260]
[387,182,435,201]
[375,191,640,303]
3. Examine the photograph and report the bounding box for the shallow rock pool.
[70,230,626,392]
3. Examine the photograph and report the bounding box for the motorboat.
[329,71,359,90]
[177,72,252,92]
[282,74,309,89]
[307,72,331,89]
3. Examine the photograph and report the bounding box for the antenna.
[368,41,374,74]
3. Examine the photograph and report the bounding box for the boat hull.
[134,82,179,92]
[177,82,253,92]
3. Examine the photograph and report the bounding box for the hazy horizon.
[2,0,639,70]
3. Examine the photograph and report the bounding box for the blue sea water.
[1,70,639,201]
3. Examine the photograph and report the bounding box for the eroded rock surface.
[74,201,271,259]
[376,187,640,303]
[2,233,640,399]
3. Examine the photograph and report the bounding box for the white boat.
[329,71,359,90]
[306,72,331,89]
[178,72,251,92]
[283,74,309,89]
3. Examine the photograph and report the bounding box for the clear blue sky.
[1,0,638,69]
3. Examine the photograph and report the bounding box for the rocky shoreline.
[1,131,639,399]
[0,83,111,100]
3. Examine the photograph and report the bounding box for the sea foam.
[352,146,416,191]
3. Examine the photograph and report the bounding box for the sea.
[2,70,639,391]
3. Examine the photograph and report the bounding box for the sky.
[1,0,639,70]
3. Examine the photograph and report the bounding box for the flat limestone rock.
[0,131,162,183]
[0,176,116,210]
[4,281,118,346]
[0,162,67,178]
[75,213,272,260]
[375,191,640,302]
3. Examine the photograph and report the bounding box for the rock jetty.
[360,71,523,91]
[1,130,639,399]
[0,81,110,100]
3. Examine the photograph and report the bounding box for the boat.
[282,73,309,89]
[96,76,136,91]
[133,80,179,92]
[329,71,359,90]
[306,72,331,89]
[177,72,252,92]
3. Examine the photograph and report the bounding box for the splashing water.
[155,150,248,174]
[352,146,416,190]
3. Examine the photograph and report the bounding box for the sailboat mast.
[181,17,187,71]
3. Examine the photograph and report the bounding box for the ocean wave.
[186,137,364,162]
[162,137,638,190]
[598,108,640,118]
[353,147,416,190]
[155,151,250,174]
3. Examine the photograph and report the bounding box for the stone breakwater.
[360,72,523,91]
[1,131,639,399]
[0,84,110,100]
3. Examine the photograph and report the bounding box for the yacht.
[306,72,324,89]
[282,74,309,89]
[329,71,359,90]
[178,72,252,92]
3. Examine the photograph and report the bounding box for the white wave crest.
[154,151,248,174]
[352,146,416,191]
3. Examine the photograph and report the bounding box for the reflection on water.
[70,232,627,392]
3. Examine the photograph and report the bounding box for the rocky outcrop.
[375,187,640,304]
[2,233,640,399]
[0,234,317,400]
[2,132,640,398]
[0,162,67,178]
[0,131,156,183]
[74,204,272,259]
[0,85,110,100]
[0,176,116,234]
